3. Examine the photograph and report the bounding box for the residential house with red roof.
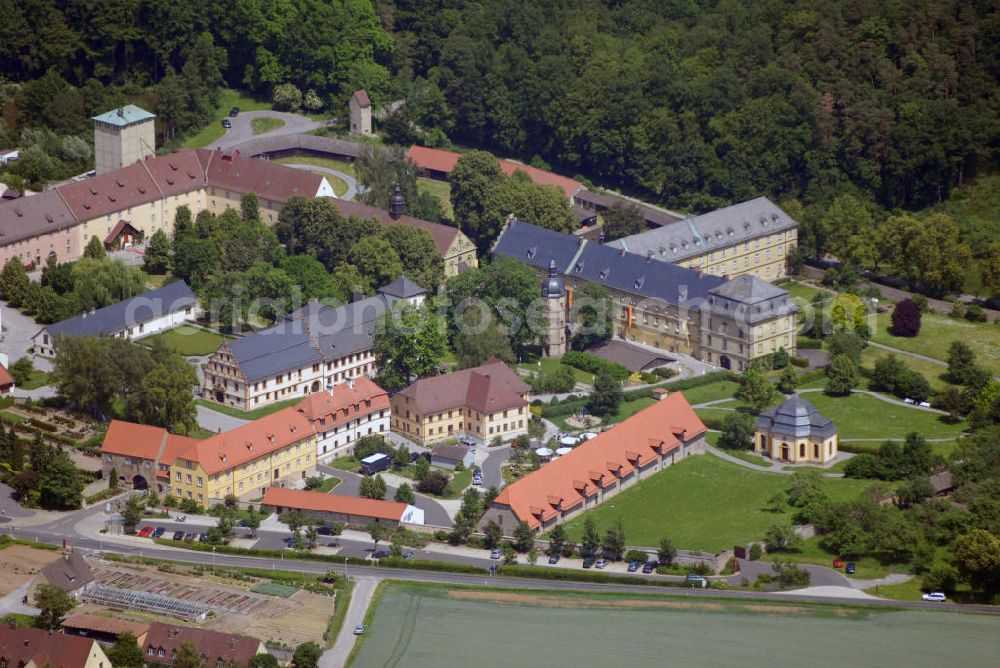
[481,392,706,533]
[295,377,390,462]
[262,487,424,526]
[142,622,266,667]
[0,626,110,668]
[391,359,530,445]
[0,362,13,395]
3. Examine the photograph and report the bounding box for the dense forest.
[1,0,998,217]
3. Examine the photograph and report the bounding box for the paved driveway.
[195,404,249,433]
[0,303,48,371]
[209,111,324,150]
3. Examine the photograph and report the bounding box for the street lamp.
[212,546,216,574]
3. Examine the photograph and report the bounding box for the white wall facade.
[314,409,390,462]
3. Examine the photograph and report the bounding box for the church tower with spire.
[542,259,567,357]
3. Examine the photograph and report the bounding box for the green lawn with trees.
[552,454,871,552]
[871,311,1000,377]
[180,89,274,148]
[142,325,230,357]
[801,392,967,440]
[251,117,285,135]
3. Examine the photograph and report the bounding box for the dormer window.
[526,246,537,259]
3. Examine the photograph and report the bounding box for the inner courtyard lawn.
[552,454,872,552]
[871,309,1000,376]
[141,325,230,356]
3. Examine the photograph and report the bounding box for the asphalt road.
[209,111,324,150]
[8,519,996,616]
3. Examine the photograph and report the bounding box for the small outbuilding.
[29,551,93,600]
[262,487,424,527]
[754,395,838,464]
[430,443,473,470]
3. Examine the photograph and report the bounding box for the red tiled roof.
[330,199,459,254]
[57,160,161,221]
[103,219,140,244]
[352,89,372,107]
[198,149,323,204]
[492,393,706,529]
[0,363,13,388]
[0,626,104,668]
[101,420,168,460]
[0,189,77,245]
[395,359,528,415]
[177,406,313,475]
[407,146,583,197]
[140,149,207,197]
[263,487,407,521]
[62,613,150,638]
[162,433,199,467]
[144,622,263,667]
[296,379,389,425]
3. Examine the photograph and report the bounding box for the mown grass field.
[141,325,229,356]
[679,380,739,405]
[553,454,872,552]
[801,391,967,440]
[519,356,594,386]
[195,396,303,420]
[349,582,1000,668]
[416,177,454,218]
[871,309,1000,376]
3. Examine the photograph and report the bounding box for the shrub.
[417,471,449,495]
[948,302,966,319]
[748,543,763,561]
[624,549,648,564]
[965,304,988,322]
[911,294,928,312]
[653,367,677,379]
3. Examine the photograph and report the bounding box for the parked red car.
[138,526,154,538]
[832,558,845,569]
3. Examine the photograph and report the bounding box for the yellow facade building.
[754,395,838,464]
[609,196,797,282]
[391,360,530,445]
[170,406,317,503]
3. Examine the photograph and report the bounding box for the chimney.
[390,185,406,220]
[598,229,606,243]
[117,107,124,118]
[619,248,626,257]
[347,378,354,390]
[646,251,653,263]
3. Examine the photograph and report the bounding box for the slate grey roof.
[708,274,787,303]
[39,280,196,340]
[573,190,682,227]
[379,275,426,299]
[227,325,321,383]
[586,340,673,373]
[431,443,470,462]
[756,396,837,439]
[40,551,93,592]
[493,220,726,306]
[608,196,797,261]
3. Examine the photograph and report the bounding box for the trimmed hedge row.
[497,564,692,588]
[562,351,630,381]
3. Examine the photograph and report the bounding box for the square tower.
[92,104,156,175]
[349,90,372,136]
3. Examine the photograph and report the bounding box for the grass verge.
[325,577,354,649]
[141,324,230,356]
[252,117,285,135]
[18,370,50,390]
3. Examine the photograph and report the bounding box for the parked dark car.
[198,532,209,542]
[402,551,414,559]
[845,562,857,575]
[373,550,389,559]
[548,554,560,565]
[317,525,333,535]
[582,558,595,569]
[172,531,184,541]
[183,532,196,541]
[409,451,421,463]
[642,561,658,574]
[221,118,232,128]
[237,519,249,528]
[627,561,641,572]
[229,107,240,117]
[152,527,166,538]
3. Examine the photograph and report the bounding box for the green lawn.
[859,347,953,392]
[801,391,967,440]
[442,468,472,499]
[552,454,872,552]
[0,411,25,424]
[417,177,454,219]
[18,370,50,390]
[679,380,739,406]
[195,397,303,421]
[141,271,171,289]
[871,309,1000,376]
[327,456,360,473]
[180,89,273,148]
[520,356,594,386]
[251,117,285,135]
[776,279,827,305]
[840,439,960,458]
[350,583,1000,668]
[315,476,341,493]
[762,535,906,580]
[141,325,230,356]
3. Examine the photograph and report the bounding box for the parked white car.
[921,592,947,602]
